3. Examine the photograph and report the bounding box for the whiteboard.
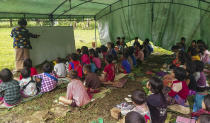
[28,26,75,66]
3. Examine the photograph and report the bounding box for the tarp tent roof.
[0,0,120,19]
[1,0,210,49]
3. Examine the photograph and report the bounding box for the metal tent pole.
[94,17,97,47]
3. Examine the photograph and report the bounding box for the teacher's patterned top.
[11,27,37,49]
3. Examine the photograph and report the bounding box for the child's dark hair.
[43,62,53,73]
[185,61,196,74]
[71,53,79,61]
[125,111,145,123]
[123,51,129,59]
[89,49,95,55]
[105,55,113,64]
[191,40,196,44]
[21,67,31,78]
[116,41,121,45]
[96,48,101,53]
[69,70,78,79]
[81,46,89,55]
[77,48,81,54]
[194,60,204,72]
[128,46,135,55]
[100,45,108,52]
[139,44,144,50]
[199,114,210,123]
[181,37,186,41]
[173,67,187,81]
[135,37,138,40]
[149,77,163,94]
[56,57,62,63]
[117,37,121,40]
[191,48,198,56]
[0,68,13,82]
[131,90,146,105]
[203,94,210,111]
[94,50,99,58]
[83,64,91,73]
[178,50,187,65]
[23,58,32,68]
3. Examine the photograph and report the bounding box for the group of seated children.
[125,38,210,123]
[0,37,152,108]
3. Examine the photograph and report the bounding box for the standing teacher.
[11,19,40,71]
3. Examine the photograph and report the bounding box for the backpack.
[22,77,40,93]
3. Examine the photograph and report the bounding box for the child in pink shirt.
[89,49,101,69]
[81,46,90,65]
[59,70,91,107]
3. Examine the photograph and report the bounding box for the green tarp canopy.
[1,0,210,49]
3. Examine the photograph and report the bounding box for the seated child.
[131,90,151,123]
[100,55,115,82]
[81,46,90,65]
[76,48,82,60]
[135,44,144,63]
[107,42,117,60]
[19,68,37,97]
[147,77,167,123]
[184,61,197,91]
[194,61,207,88]
[20,59,38,80]
[54,57,66,78]
[34,62,58,93]
[200,45,210,64]
[193,88,208,113]
[133,37,140,47]
[59,70,91,107]
[192,94,210,117]
[128,46,137,67]
[191,48,201,61]
[198,114,210,123]
[167,67,189,106]
[119,52,131,74]
[83,65,101,90]
[69,53,83,78]
[0,68,21,108]
[100,45,108,61]
[125,111,146,123]
[91,50,101,69]
[96,47,103,60]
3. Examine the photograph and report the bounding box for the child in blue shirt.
[119,51,131,74]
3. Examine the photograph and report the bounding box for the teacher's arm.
[29,32,40,38]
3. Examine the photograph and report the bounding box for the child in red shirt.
[167,67,189,106]
[69,53,83,78]
[100,55,115,82]
[19,59,37,80]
